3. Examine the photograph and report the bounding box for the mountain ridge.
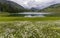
[0,0,25,13]
[38,3,60,13]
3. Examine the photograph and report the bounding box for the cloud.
[10,0,54,5]
[10,0,60,8]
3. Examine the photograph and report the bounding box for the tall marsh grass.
[0,21,60,38]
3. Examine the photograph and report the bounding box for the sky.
[10,0,60,9]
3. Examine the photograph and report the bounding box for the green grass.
[0,17,60,38]
[0,21,60,38]
[0,17,60,21]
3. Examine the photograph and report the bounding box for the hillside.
[0,0,25,13]
[38,3,60,13]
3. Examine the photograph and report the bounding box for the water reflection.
[11,12,50,17]
[18,12,50,17]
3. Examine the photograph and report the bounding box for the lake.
[12,12,51,17]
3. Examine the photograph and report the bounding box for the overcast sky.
[10,0,60,8]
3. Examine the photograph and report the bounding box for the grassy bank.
[0,17,60,21]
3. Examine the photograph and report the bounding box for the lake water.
[19,12,50,17]
[13,12,50,17]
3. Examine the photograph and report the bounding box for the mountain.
[11,0,60,9]
[38,3,60,13]
[0,0,25,13]
[30,7,38,12]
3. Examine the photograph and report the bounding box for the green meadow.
[0,17,59,38]
[0,17,60,21]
